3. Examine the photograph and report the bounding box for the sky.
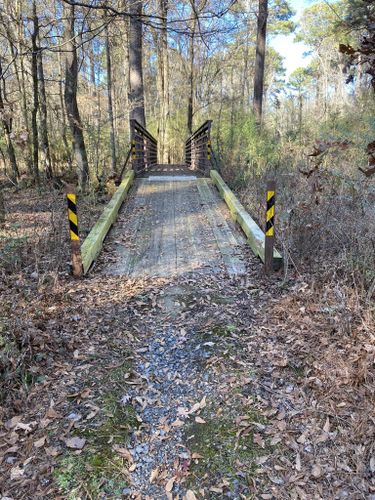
[270,0,318,79]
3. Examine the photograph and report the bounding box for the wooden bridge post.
[265,180,276,275]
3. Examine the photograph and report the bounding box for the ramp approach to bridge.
[66,120,282,278]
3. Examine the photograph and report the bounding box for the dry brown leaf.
[323,417,330,433]
[256,455,269,465]
[5,416,22,430]
[171,419,184,427]
[113,445,133,462]
[15,422,35,434]
[46,407,61,419]
[10,466,24,480]
[34,436,46,448]
[295,453,301,471]
[210,486,223,493]
[253,433,265,448]
[45,447,61,457]
[165,477,175,492]
[195,416,206,424]
[185,490,198,500]
[311,464,322,478]
[191,452,204,459]
[64,436,86,450]
[149,467,160,483]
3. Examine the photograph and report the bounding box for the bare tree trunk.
[63,2,90,189]
[156,0,170,163]
[105,20,117,173]
[58,51,73,171]
[253,0,268,125]
[298,93,303,144]
[129,0,145,126]
[229,66,235,148]
[31,0,40,183]
[0,184,5,225]
[0,59,19,184]
[187,16,196,135]
[37,31,53,178]
[16,0,34,175]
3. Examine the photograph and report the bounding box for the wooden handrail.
[130,119,158,174]
[185,120,212,174]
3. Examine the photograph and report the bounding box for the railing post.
[265,180,276,275]
[65,185,83,277]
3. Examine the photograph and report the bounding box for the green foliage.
[269,0,296,34]
[288,67,314,93]
[216,111,279,185]
[184,407,270,495]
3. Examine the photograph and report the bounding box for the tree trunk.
[105,20,117,173]
[63,3,90,190]
[0,59,19,184]
[156,0,170,163]
[129,0,145,126]
[253,0,268,125]
[16,0,34,175]
[36,22,53,178]
[298,93,303,144]
[187,16,196,135]
[31,0,40,183]
[0,183,5,225]
[58,50,73,171]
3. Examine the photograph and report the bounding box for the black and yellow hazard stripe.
[66,193,79,241]
[207,140,211,160]
[132,140,136,160]
[266,190,275,237]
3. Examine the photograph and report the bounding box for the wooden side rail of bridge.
[185,120,212,176]
[130,119,158,175]
[72,120,282,276]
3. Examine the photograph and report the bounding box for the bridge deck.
[100,176,247,278]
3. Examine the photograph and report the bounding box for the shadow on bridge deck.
[143,164,205,177]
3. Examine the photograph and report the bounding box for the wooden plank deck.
[100,176,247,278]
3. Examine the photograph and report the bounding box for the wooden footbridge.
[67,120,282,277]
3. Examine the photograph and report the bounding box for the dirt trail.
[1,182,373,499]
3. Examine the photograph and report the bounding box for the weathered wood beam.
[81,170,135,274]
[210,169,282,269]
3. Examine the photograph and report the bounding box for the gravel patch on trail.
[127,322,213,498]
[119,267,265,499]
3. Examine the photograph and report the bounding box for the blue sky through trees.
[270,0,318,78]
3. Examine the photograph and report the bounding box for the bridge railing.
[185,120,212,175]
[130,119,158,174]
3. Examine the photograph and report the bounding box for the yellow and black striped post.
[265,180,276,275]
[66,185,83,277]
[207,140,212,161]
[131,139,136,161]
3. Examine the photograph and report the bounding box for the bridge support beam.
[210,170,283,270]
[81,170,135,273]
